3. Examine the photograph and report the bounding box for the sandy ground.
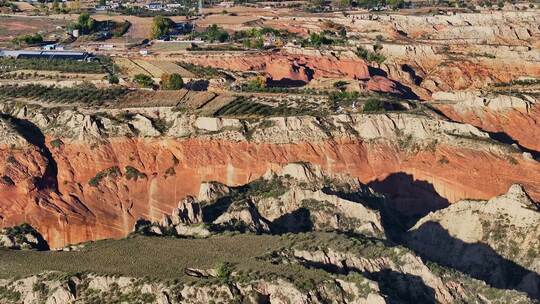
[0,15,67,41]
[13,2,36,12]
[92,14,189,40]
[114,57,195,78]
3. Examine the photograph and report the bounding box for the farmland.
[114,58,195,78]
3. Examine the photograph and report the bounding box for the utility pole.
[198,0,202,15]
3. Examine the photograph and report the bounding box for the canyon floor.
[1,2,540,303]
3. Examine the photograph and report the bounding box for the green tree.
[77,12,95,34]
[133,74,154,88]
[150,16,172,39]
[205,24,229,42]
[387,0,405,9]
[161,73,183,90]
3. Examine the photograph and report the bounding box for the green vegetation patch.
[355,46,386,64]
[125,166,147,181]
[0,286,21,303]
[176,62,224,78]
[0,57,105,74]
[0,234,330,284]
[88,166,121,187]
[0,84,127,104]
[191,24,229,43]
[214,96,314,118]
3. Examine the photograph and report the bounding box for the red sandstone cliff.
[2,135,540,248]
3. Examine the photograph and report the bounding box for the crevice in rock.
[0,114,58,192]
[425,104,540,160]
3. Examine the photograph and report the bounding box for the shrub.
[108,74,119,84]
[88,166,121,187]
[12,33,43,46]
[329,91,359,109]
[133,74,154,88]
[50,139,63,148]
[333,80,348,91]
[355,46,386,64]
[150,16,173,39]
[301,32,334,47]
[125,166,146,181]
[215,262,233,284]
[161,73,183,90]
[363,98,385,112]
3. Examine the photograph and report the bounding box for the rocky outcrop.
[214,200,272,233]
[0,272,388,304]
[136,197,211,238]
[132,165,384,237]
[2,102,540,247]
[182,51,411,96]
[197,181,230,202]
[435,92,540,152]
[407,184,540,298]
[0,224,49,250]
[173,196,203,225]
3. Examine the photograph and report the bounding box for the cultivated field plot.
[118,90,190,107]
[114,57,150,77]
[195,14,262,31]
[150,41,191,52]
[115,58,195,78]
[0,16,66,42]
[133,59,195,78]
[92,15,188,40]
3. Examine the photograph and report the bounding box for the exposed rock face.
[0,224,49,250]
[287,248,456,303]
[182,51,411,96]
[407,184,540,298]
[137,197,211,238]
[435,92,540,152]
[133,165,384,237]
[0,272,388,304]
[214,200,272,233]
[337,11,540,94]
[197,181,230,202]
[255,186,384,237]
[2,102,540,247]
[184,52,371,81]
[174,196,203,225]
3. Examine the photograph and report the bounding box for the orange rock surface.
[2,137,540,248]
[437,103,540,152]
[188,53,371,79]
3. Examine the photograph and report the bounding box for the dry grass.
[0,233,340,284]
[115,58,194,78]
[13,2,35,12]
[0,16,66,41]
[149,41,192,52]
[114,58,150,77]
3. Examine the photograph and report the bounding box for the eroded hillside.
[1,3,540,303]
